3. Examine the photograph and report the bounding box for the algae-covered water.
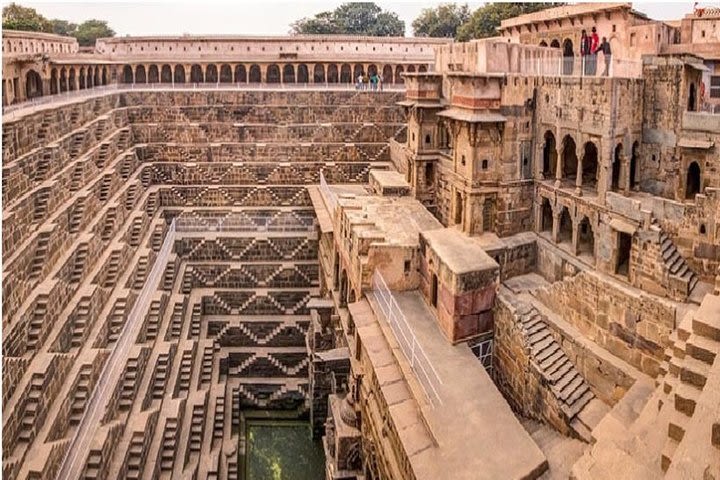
[245,421,325,480]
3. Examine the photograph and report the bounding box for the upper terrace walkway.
[1,82,406,121]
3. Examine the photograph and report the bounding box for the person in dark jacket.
[599,37,612,76]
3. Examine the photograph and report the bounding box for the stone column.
[554,146,562,188]
[572,219,580,254]
[575,146,584,196]
[185,64,191,84]
[551,212,561,243]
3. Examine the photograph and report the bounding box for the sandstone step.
[685,335,719,365]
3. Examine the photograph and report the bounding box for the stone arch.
[558,207,573,245]
[283,64,295,83]
[430,272,439,307]
[550,39,560,48]
[561,135,578,181]
[688,82,696,112]
[454,190,463,226]
[220,64,232,83]
[136,65,147,83]
[50,68,58,94]
[630,141,639,189]
[368,64,378,76]
[102,66,108,85]
[86,67,93,87]
[60,67,68,92]
[539,40,548,47]
[174,64,186,83]
[68,68,76,91]
[562,38,574,75]
[686,161,701,199]
[148,65,159,83]
[313,64,325,83]
[79,67,86,89]
[577,216,595,259]
[542,130,557,178]
[235,64,247,83]
[348,289,357,304]
[249,64,261,83]
[190,64,203,83]
[339,269,349,307]
[161,64,172,83]
[419,65,428,72]
[94,67,100,86]
[340,64,352,83]
[327,64,339,83]
[382,65,393,84]
[267,64,280,83]
[612,143,623,191]
[206,64,218,83]
[407,65,416,73]
[122,65,133,84]
[25,69,43,99]
[297,64,309,83]
[540,197,553,232]
[581,141,599,189]
[353,64,364,80]
[395,65,404,84]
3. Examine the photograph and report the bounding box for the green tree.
[2,2,52,32]
[412,3,471,38]
[73,19,115,47]
[51,19,77,36]
[291,2,404,37]
[456,3,564,41]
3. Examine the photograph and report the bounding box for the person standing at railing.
[589,27,600,76]
[599,37,612,77]
[356,73,364,90]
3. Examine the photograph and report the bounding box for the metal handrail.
[519,55,643,79]
[319,170,338,215]
[371,271,443,407]
[175,216,315,232]
[57,219,176,479]
[3,81,405,119]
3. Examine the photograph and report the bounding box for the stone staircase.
[651,219,699,296]
[517,304,597,436]
[658,294,720,472]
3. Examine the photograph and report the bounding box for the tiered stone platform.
[1,89,405,479]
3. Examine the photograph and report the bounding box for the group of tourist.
[580,26,612,76]
[356,72,383,91]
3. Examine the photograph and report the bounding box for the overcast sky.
[15,1,694,36]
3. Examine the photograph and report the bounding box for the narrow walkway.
[57,221,176,479]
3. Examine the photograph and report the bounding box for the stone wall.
[534,270,676,377]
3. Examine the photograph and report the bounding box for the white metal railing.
[371,271,443,407]
[124,81,405,92]
[58,219,176,480]
[175,215,315,232]
[3,84,121,116]
[319,170,338,215]
[2,81,405,118]
[519,55,643,79]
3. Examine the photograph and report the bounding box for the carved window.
[710,76,720,98]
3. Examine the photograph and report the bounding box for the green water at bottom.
[245,421,325,480]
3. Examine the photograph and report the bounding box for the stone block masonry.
[1,89,405,479]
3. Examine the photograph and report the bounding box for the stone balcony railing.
[683,110,720,132]
[520,55,643,79]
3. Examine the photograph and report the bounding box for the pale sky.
[10,1,695,37]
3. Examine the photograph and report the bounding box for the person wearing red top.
[589,27,600,75]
